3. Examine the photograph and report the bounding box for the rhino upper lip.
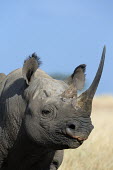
[69,135,84,145]
[65,128,86,144]
[65,134,84,145]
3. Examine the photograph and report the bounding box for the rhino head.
[22,47,105,150]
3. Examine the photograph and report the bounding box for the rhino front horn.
[76,46,106,113]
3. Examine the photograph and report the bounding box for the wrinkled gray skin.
[0,47,105,170]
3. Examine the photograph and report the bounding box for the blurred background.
[0,1,113,170]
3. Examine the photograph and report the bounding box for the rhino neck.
[0,94,27,168]
[3,126,55,170]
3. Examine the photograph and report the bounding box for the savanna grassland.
[59,96,113,170]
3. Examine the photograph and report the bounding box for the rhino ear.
[65,64,86,90]
[22,53,41,85]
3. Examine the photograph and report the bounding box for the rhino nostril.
[68,123,76,130]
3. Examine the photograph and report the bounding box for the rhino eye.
[42,109,51,116]
[41,105,57,119]
[41,105,56,119]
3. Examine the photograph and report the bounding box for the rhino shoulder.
[0,68,24,99]
[0,73,6,97]
[0,73,6,84]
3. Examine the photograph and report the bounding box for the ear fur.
[22,53,41,85]
[65,64,86,90]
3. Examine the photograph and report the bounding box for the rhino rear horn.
[76,46,106,112]
[22,53,41,85]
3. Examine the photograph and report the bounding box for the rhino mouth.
[63,133,84,146]
[65,128,86,145]
[67,134,84,145]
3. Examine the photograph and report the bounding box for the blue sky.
[0,0,113,94]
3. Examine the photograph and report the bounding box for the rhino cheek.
[24,115,43,143]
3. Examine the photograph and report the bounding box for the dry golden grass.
[59,95,113,170]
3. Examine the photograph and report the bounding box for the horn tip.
[103,45,106,54]
[101,46,106,62]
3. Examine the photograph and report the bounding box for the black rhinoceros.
[0,47,105,170]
